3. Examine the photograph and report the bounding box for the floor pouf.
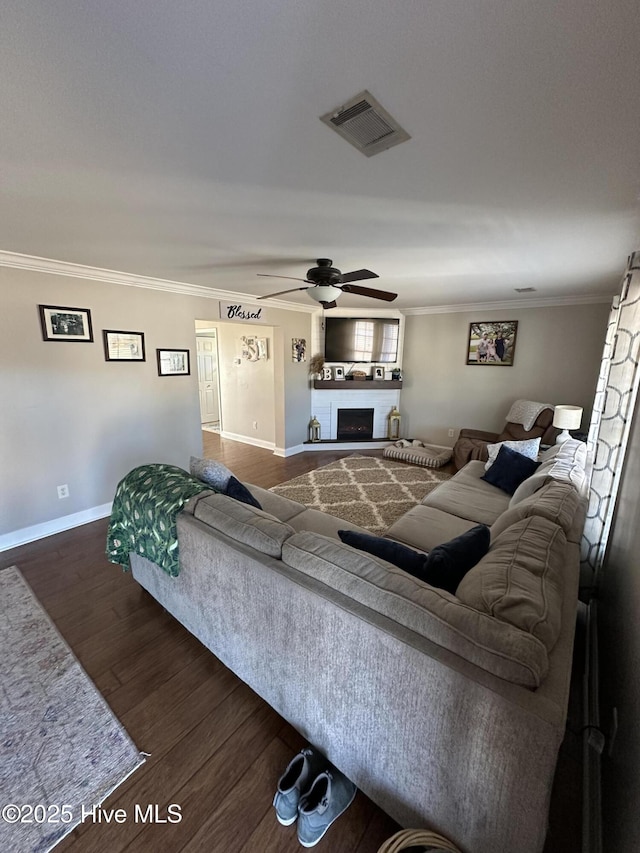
[383,440,453,469]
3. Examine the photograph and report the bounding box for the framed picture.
[103,330,145,361]
[334,366,345,380]
[157,348,190,376]
[39,305,93,342]
[292,338,307,362]
[466,321,518,366]
[256,337,268,360]
[373,366,385,380]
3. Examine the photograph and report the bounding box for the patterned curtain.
[581,250,640,576]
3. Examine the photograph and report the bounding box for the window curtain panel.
[581,250,640,576]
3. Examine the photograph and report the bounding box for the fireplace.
[337,408,374,441]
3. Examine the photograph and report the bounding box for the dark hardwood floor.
[0,434,581,852]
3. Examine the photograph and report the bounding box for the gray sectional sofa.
[129,439,589,853]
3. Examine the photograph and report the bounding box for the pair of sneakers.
[273,746,357,848]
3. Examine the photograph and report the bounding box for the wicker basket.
[376,828,463,853]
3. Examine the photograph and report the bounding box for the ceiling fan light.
[308,285,343,303]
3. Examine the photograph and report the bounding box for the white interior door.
[197,334,220,424]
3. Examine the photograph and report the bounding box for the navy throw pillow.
[337,529,427,577]
[422,524,490,594]
[225,476,262,509]
[481,444,540,495]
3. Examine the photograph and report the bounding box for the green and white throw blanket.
[106,464,209,577]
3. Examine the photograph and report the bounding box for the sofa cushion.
[281,531,550,687]
[490,480,581,540]
[481,446,540,494]
[225,475,262,508]
[456,516,566,652]
[421,460,511,525]
[245,483,307,522]
[190,456,233,491]
[484,437,541,470]
[288,508,371,539]
[192,493,294,557]
[385,504,477,552]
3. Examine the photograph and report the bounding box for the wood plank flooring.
[0,434,581,852]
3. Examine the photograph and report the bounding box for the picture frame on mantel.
[466,321,518,366]
[373,366,385,380]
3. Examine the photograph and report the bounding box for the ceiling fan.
[257,258,397,309]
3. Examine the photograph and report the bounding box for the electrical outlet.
[448,428,455,437]
[57,484,69,499]
[252,421,258,430]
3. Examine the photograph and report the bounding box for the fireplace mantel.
[313,379,402,389]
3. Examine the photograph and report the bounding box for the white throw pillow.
[484,437,541,471]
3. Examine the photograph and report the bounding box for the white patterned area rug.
[270,454,451,534]
[0,566,145,853]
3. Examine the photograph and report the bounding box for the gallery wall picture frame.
[103,330,146,362]
[39,304,93,342]
[157,348,191,376]
[292,338,307,362]
[466,321,518,366]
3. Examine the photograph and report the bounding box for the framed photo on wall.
[466,321,518,366]
[157,348,190,376]
[103,330,146,361]
[39,305,93,342]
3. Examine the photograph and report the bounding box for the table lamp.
[553,405,583,444]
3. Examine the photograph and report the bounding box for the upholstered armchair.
[452,400,555,471]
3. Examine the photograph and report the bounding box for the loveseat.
[126,439,589,853]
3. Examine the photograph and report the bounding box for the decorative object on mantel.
[373,366,384,379]
[321,366,333,380]
[334,365,345,380]
[391,368,402,381]
[350,369,368,380]
[309,352,325,378]
[553,405,583,443]
[292,337,306,362]
[39,304,93,342]
[388,406,402,440]
[466,321,518,366]
[308,415,321,443]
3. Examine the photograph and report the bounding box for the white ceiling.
[1,0,639,310]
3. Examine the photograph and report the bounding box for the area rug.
[0,566,145,853]
[270,454,451,534]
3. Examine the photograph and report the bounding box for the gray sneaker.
[297,768,357,848]
[273,747,326,826]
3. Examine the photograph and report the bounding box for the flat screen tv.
[324,317,400,363]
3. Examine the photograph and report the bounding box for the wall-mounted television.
[324,317,400,363]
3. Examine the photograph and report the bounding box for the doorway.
[196,329,221,432]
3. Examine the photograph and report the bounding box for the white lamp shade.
[553,405,583,430]
[308,285,343,304]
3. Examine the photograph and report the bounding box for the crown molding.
[402,293,614,315]
[0,250,614,315]
[0,250,316,313]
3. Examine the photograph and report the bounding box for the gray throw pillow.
[189,456,233,491]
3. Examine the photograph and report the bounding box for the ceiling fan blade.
[340,283,398,302]
[340,269,379,283]
[257,274,311,283]
[258,286,310,299]
[320,301,338,309]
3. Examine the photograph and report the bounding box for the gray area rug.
[270,453,451,534]
[0,566,145,853]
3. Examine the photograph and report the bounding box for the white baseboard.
[273,444,306,457]
[219,431,276,451]
[0,502,113,552]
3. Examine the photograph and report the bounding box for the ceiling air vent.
[320,90,411,157]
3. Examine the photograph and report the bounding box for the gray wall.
[401,304,610,445]
[599,396,640,851]
[0,267,311,541]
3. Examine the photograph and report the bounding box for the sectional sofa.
[127,439,589,853]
